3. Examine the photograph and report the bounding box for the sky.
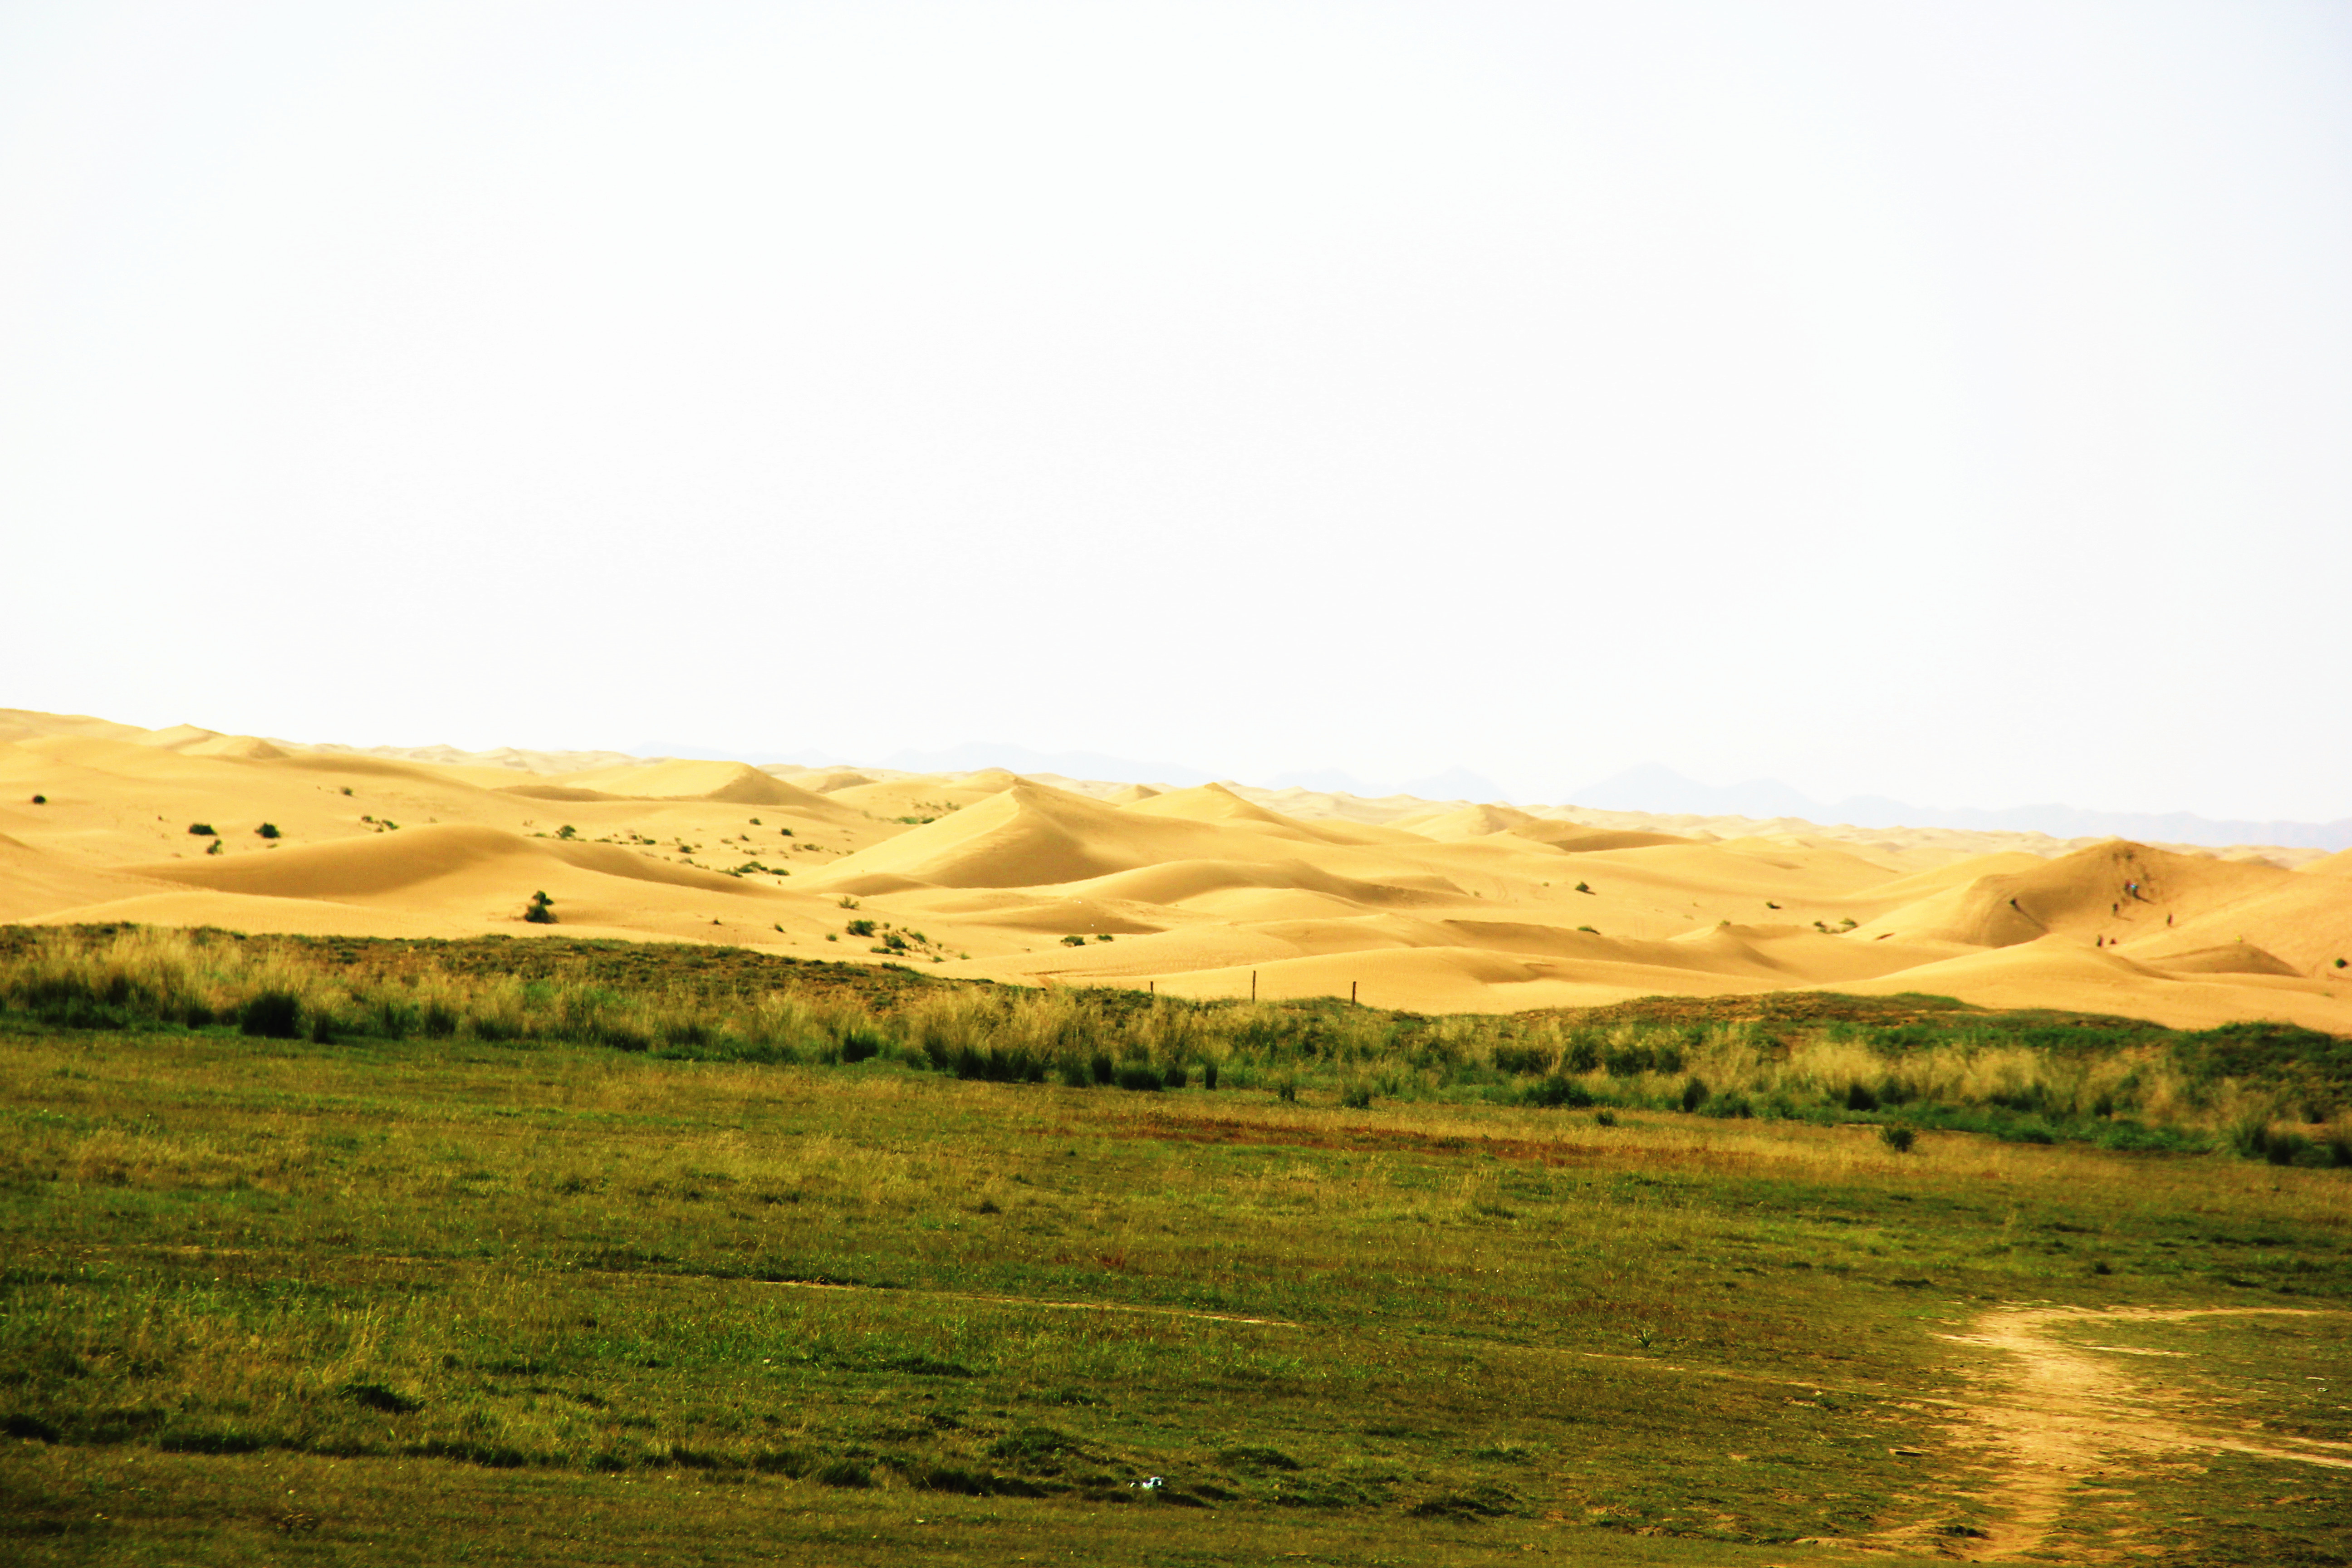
[5,1,2348,820]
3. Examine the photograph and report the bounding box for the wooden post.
[1250,970,1256,1002]
[1351,980,1357,1005]
[1149,979,1155,996]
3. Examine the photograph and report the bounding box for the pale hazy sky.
[5,2,2347,819]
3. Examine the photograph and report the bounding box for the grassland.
[4,926,2348,1161]
[1,926,2348,1564]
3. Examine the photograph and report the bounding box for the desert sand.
[3,706,2348,1032]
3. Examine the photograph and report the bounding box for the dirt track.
[1916,1306,2351,1560]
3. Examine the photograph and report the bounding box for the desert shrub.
[1491,1043,1553,1076]
[239,990,303,1039]
[255,823,280,839]
[555,824,576,839]
[186,823,215,837]
[844,919,875,938]
[1059,935,1086,947]
[1603,1045,1652,1077]
[523,891,557,925]
[1561,1031,1602,1073]
[1526,1075,1592,1109]
[2230,1118,2328,1167]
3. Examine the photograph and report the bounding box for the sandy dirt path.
[1913,1306,2351,1561]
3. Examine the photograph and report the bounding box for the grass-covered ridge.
[3,925,2346,1165]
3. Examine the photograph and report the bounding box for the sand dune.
[2300,849,2352,879]
[553,759,849,813]
[4,707,2348,1031]
[1821,935,2351,1033]
[1851,841,2293,951]
[827,773,1022,820]
[128,823,760,902]
[786,769,879,793]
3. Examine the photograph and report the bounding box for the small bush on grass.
[1880,1123,1917,1153]
[338,1382,423,1415]
[1527,1075,1593,1109]
[810,1460,871,1489]
[239,989,303,1039]
[1492,1043,1553,1076]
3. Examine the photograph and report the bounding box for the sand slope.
[5,708,2349,1031]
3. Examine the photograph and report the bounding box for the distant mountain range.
[1566,764,2352,852]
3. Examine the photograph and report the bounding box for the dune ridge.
[2,706,2347,1031]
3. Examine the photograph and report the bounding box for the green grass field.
[2,931,2348,1563]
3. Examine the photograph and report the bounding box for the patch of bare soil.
[1904,1306,2351,1561]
